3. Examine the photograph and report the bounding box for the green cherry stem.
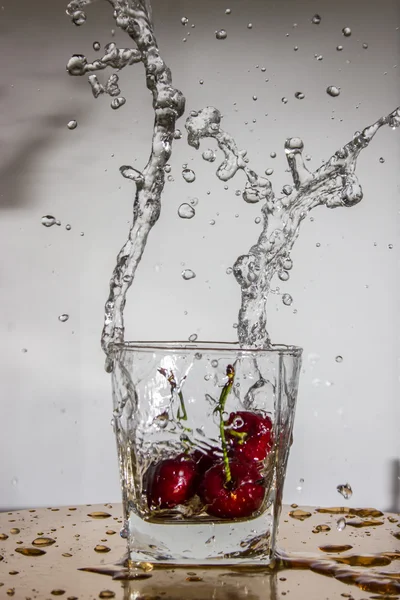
[218,364,235,485]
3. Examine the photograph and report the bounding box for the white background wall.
[1,0,399,511]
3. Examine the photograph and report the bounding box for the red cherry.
[225,411,273,463]
[147,456,198,509]
[192,447,221,476]
[199,461,265,519]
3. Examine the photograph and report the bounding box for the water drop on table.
[111,97,126,110]
[335,355,343,363]
[337,482,353,499]
[342,27,352,36]
[282,293,293,306]
[327,86,340,97]
[295,91,305,99]
[188,333,198,342]
[41,215,59,227]
[58,314,69,323]
[67,120,77,130]
[178,203,195,219]
[216,29,227,40]
[202,149,216,162]
[337,517,346,531]
[312,14,321,24]
[182,168,196,183]
[93,41,100,51]
[182,269,196,280]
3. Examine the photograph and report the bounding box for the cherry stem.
[218,364,235,485]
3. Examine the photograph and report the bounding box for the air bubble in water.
[216,29,227,40]
[178,203,195,219]
[181,17,188,25]
[58,314,69,323]
[182,269,196,280]
[41,215,60,228]
[312,14,321,24]
[93,41,101,51]
[282,293,293,306]
[189,333,198,342]
[295,92,305,100]
[72,10,86,26]
[202,149,216,162]
[111,97,126,110]
[182,169,196,183]
[342,27,352,37]
[67,120,77,130]
[327,86,340,97]
[337,482,352,499]
[335,355,343,363]
[337,517,346,531]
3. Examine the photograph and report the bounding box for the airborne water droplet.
[181,17,188,25]
[281,97,288,104]
[182,168,196,183]
[362,42,368,49]
[295,92,305,100]
[282,185,293,195]
[337,517,346,531]
[41,215,60,227]
[337,482,353,499]
[72,10,86,26]
[265,168,274,175]
[188,333,198,342]
[270,152,277,158]
[336,45,343,51]
[278,270,289,281]
[282,257,293,270]
[58,314,69,323]
[335,355,343,363]
[65,224,71,231]
[216,29,227,40]
[182,269,196,280]
[67,120,77,130]
[255,217,261,224]
[202,149,216,162]
[111,97,126,110]
[379,157,385,163]
[93,41,101,51]
[327,86,340,97]
[247,23,253,29]
[342,27,352,37]
[120,165,144,183]
[282,293,293,306]
[178,203,195,219]
[312,14,321,24]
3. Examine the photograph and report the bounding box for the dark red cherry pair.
[146,411,273,518]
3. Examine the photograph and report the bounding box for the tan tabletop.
[0,503,399,599]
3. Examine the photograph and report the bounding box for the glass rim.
[110,340,303,357]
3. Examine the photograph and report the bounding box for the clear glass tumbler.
[111,341,302,566]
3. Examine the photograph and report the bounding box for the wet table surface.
[0,503,399,599]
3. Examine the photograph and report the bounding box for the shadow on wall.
[0,111,83,210]
[387,458,400,513]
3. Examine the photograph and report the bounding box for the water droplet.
[388,243,393,249]
[32,537,56,547]
[336,45,343,51]
[296,477,304,491]
[21,348,28,353]
[337,517,346,531]
[202,149,216,162]
[362,42,368,49]
[315,54,323,61]
[209,219,215,225]
[289,509,312,521]
[252,95,258,101]
[182,168,196,183]
[182,269,196,280]
[226,267,233,274]
[379,157,385,163]
[316,242,321,248]
[335,355,343,363]
[65,224,71,231]
[51,590,66,596]
[342,27,352,37]
[278,270,289,281]
[87,511,112,519]
[265,168,274,176]
[216,29,227,40]
[0,534,8,540]
[282,293,293,306]
[281,97,288,104]
[188,333,198,342]
[254,216,261,224]
[111,97,126,110]
[174,129,182,139]
[58,314,69,323]
[312,14,321,25]
[295,91,305,100]
[67,120,77,130]
[327,86,340,97]
[99,592,116,599]
[282,257,293,270]
[178,203,195,219]
[120,165,144,184]
[293,45,299,51]
[93,41,100,51]
[337,482,353,499]
[190,197,199,207]
[15,547,46,556]
[270,152,277,158]
[181,17,188,25]
[72,10,86,26]
[282,185,293,195]
[11,477,18,486]
[41,215,60,227]
[94,544,111,553]
[233,322,238,329]
[205,535,215,544]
